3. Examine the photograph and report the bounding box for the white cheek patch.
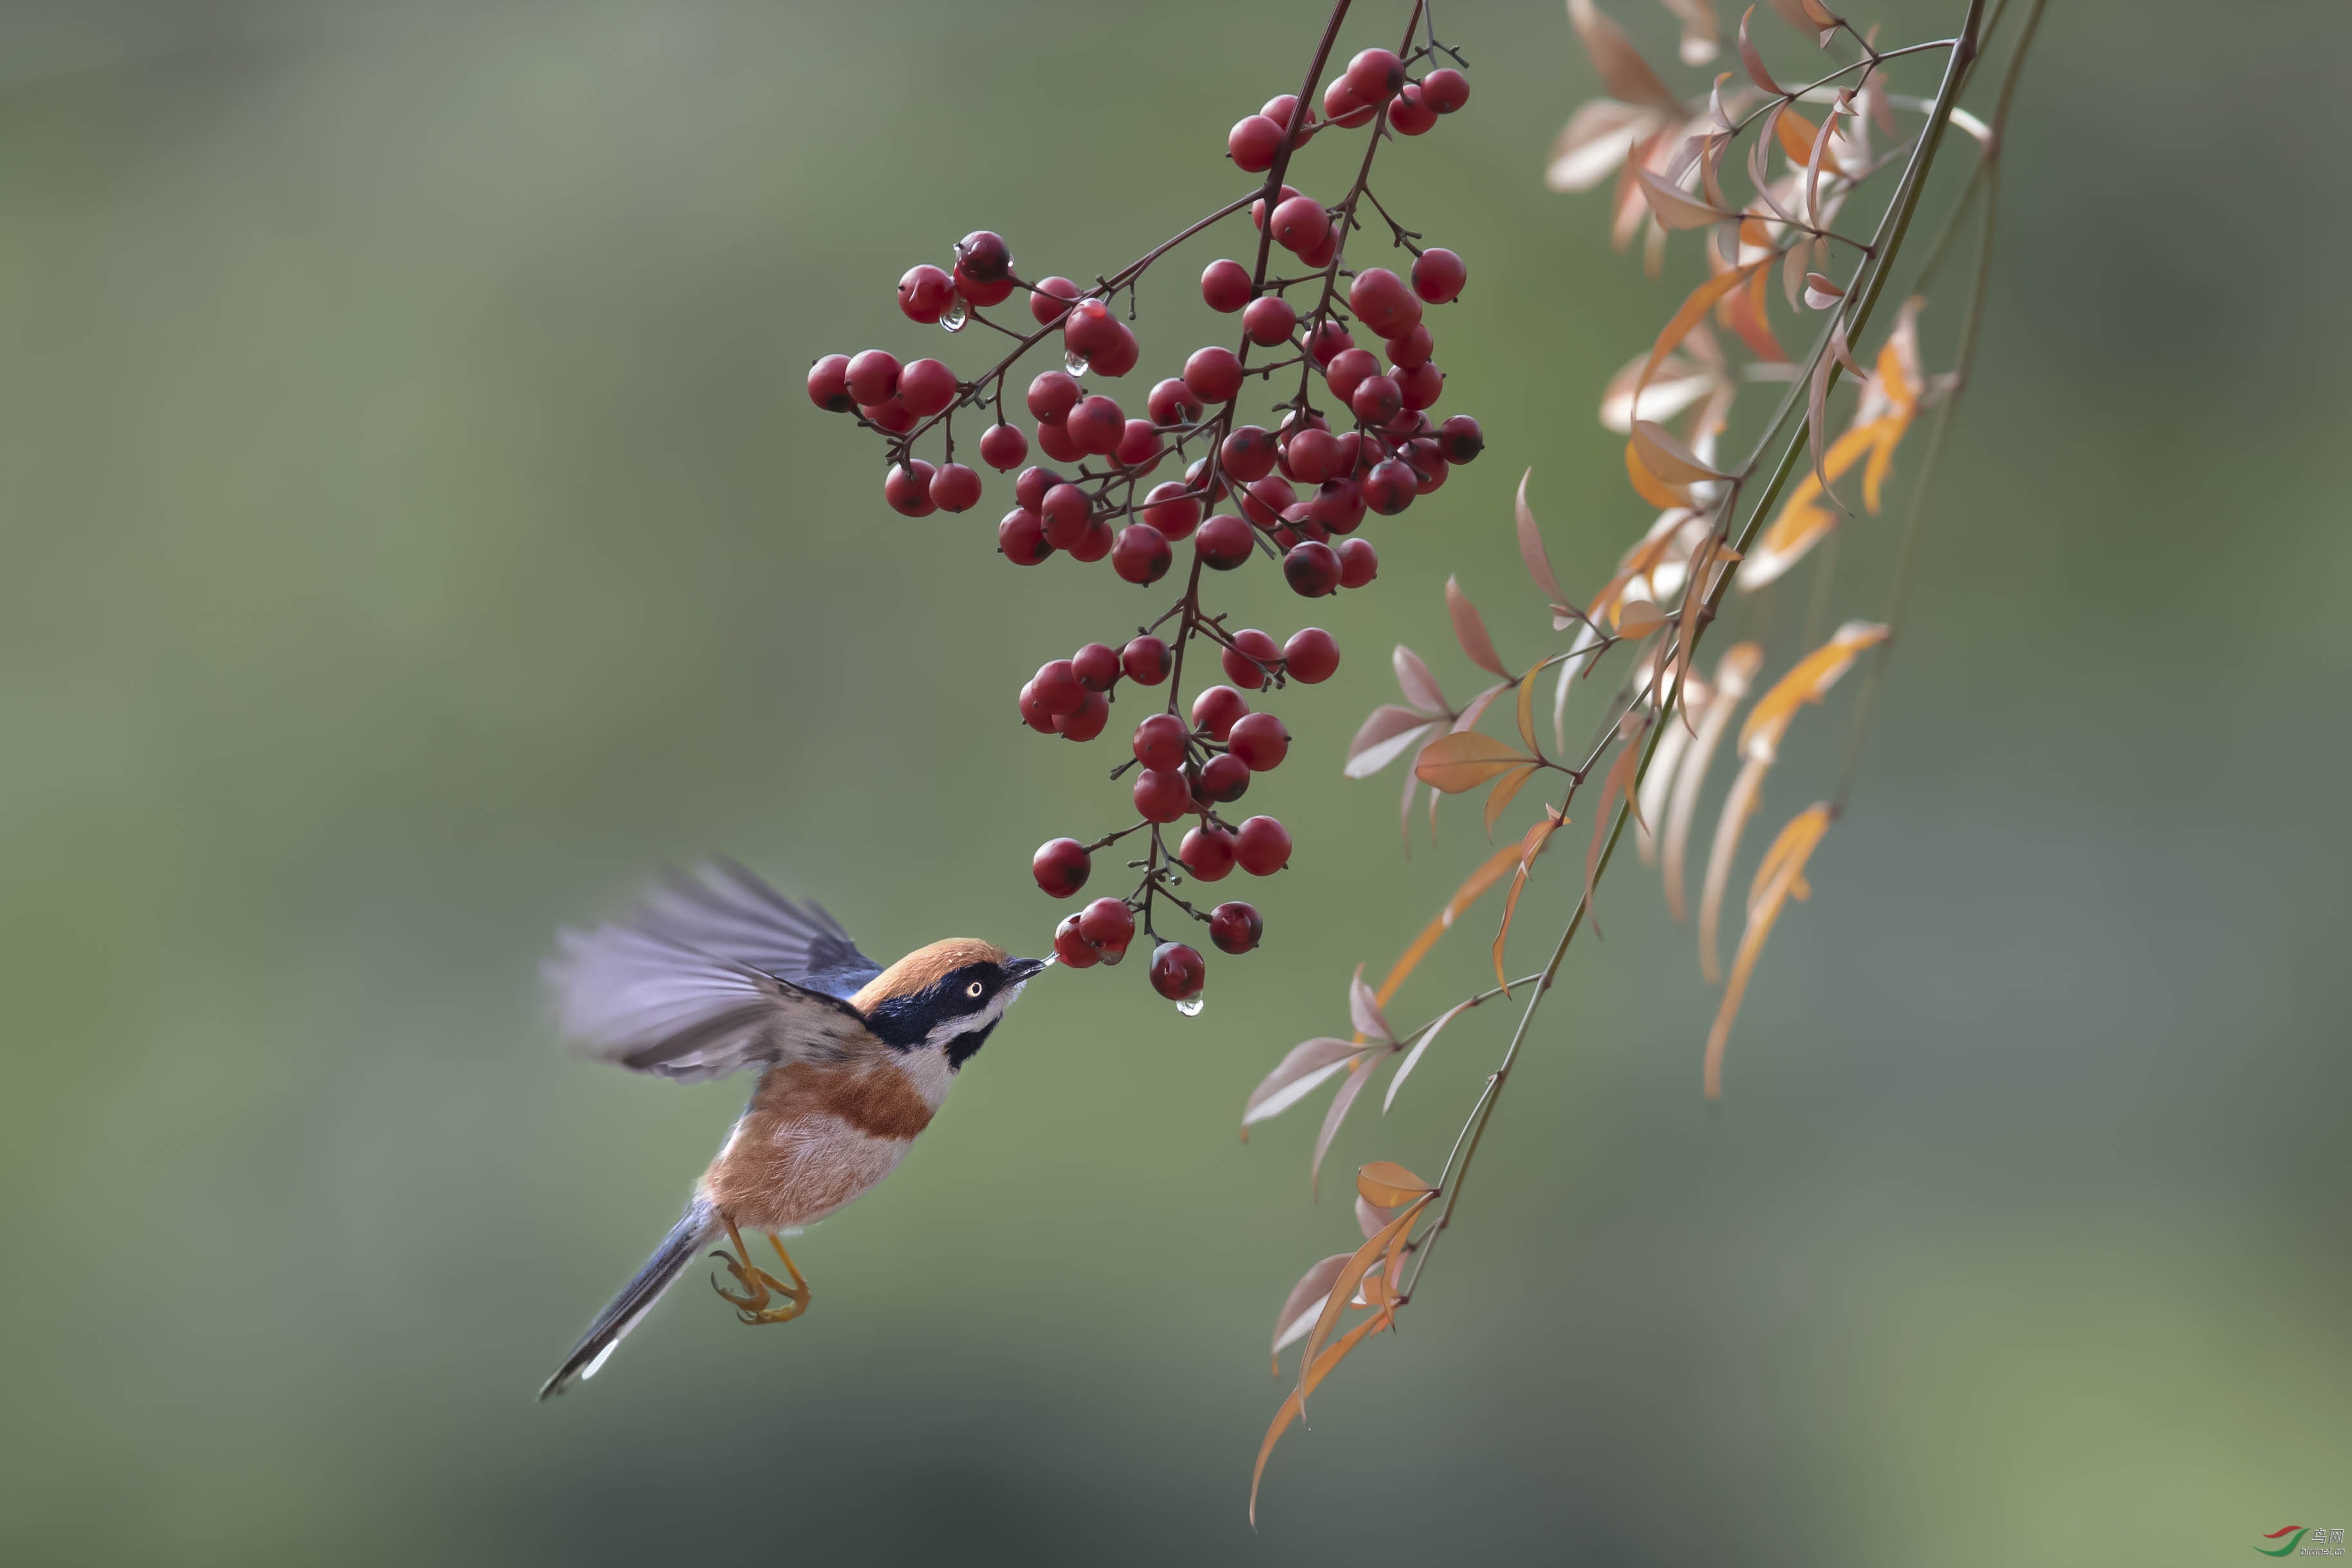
[921,982,1024,1052]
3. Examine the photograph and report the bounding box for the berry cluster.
[807,19,1479,1005]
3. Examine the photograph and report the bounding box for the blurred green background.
[3,1,2345,1562]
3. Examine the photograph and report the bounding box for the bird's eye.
[966,980,985,998]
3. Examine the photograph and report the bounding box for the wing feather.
[627,859,881,997]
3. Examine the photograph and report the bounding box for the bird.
[535,858,1047,1399]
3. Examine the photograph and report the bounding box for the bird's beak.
[1006,956,1050,982]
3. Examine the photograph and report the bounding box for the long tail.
[539,1199,718,1400]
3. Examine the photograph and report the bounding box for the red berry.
[1015,465,1062,512]
[1389,83,1438,136]
[1269,196,1329,257]
[1191,684,1250,741]
[1348,268,1422,339]
[1018,681,1057,733]
[1199,752,1252,804]
[999,508,1051,565]
[1409,443,1450,494]
[1148,378,1204,428]
[1349,374,1403,425]
[1228,710,1292,771]
[1111,521,1172,585]
[1033,659,1085,715]
[1306,320,1356,366]
[1122,635,1171,685]
[1035,420,1083,463]
[978,423,1029,471]
[1073,643,1120,690]
[900,366,952,426]
[1133,712,1189,770]
[1053,914,1100,968]
[1243,294,1299,346]
[1060,688,1109,741]
[1221,425,1277,483]
[1273,504,1323,551]
[1241,475,1297,527]
[930,462,981,512]
[1201,259,1252,313]
[1028,372,1080,425]
[1385,323,1434,369]
[1439,414,1485,464]
[1236,816,1293,875]
[807,354,853,412]
[1250,185,1302,232]
[1261,93,1314,138]
[1063,299,1123,360]
[846,349,901,407]
[1283,428,1342,485]
[1115,420,1162,473]
[1222,629,1282,690]
[1362,458,1418,515]
[1395,360,1444,411]
[1032,838,1091,898]
[1337,537,1379,587]
[1326,348,1380,408]
[956,230,1013,282]
[1183,346,1244,405]
[1412,248,1467,304]
[954,266,1015,308]
[1178,825,1236,882]
[859,398,916,434]
[1089,320,1140,378]
[1133,767,1192,824]
[1030,276,1080,326]
[1078,897,1135,962]
[1421,68,1472,115]
[1346,48,1406,100]
[1149,941,1206,1001]
[1210,901,1262,955]
[1194,513,1255,571]
[1283,540,1340,597]
[1066,395,1125,456]
[1040,483,1093,550]
[1227,114,1286,172]
[885,461,937,517]
[898,264,955,324]
[1322,75,1375,129]
[1312,476,1366,533]
[1283,627,1340,683]
[1069,517,1115,564]
[1184,456,1227,506]
[1140,481,1201,540]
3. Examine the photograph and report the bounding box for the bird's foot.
[708,1228,811,1325]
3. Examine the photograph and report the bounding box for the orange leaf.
[1297,1195,1431,1410]
[1704,804,1831,1098]
[1664,642,1763,921]
[1631,420,1730,484]
[1251,1305,1389,1526]
[1739,618,1888,761]
[1615,599,1667,639]
[1625,439,1694,508]
[1357,1161,1436,1207]
[1445,576,1510,678]
[1775,107,1844,176]
[1584,713,1651,917]
[1483,762,1540,839]
[1635,165,1737,231]
[1494,808,1566,992]
[1416,730,1533,794]
[1368,842,1528,1007]
[1514,662,1544,757]
[1636,261,1764,412]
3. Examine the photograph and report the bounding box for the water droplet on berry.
[1176,995,1205,1017]
[941,297,969,333]
[1062,349,1091,376]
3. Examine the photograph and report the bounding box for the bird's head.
[849,939,1048,1069]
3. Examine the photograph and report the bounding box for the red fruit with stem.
[1089,319,1140,378]
[1227,115,1285,172]
[1294,226,1339,272]
[1235,816,1293,875]
[929,463,981,512]
[1409,444,1450,495]
[1122,635,1171,685]
[979,423,1028,471]
[1053,914,1100,968]
[1140,481,1201,540]
[1184,456,1227,506]
[859,398,914,435]
[956,230,1012,282]
[1439,414,1485,463]
[1147,378,1203,427]
[898,264,955,324]
[1284,428,1342,485]
[1111,522,1172,585]
[1209,901,1262,955]
[1115,420,1162,474]
[1250,185,1302,231]
[1028,371,1080,424]
[1191,685,1250,741]
[1183,346,1243,404]
[1222,629,1282,690]
[1035,419,1082,463]
[1018,682,1057,733]
[1220,425,1277,483]
[898,358,958,418]
[885,461,937,517]
[807,355,853,412]
[1033,659,1084,715]
[1029,275,1080,326]
[1201,259,1252,313]
[1199,752,1252,804]
[1412,247,1467,304]
[1133,768,1192,824]
[1388,82,1438,136]
[1283,540,1340,597]
[1015,466,1062,513]
[1060,688,1109,741]
[1063,299,1123,360]
[1396,360,1444,411]
[1066,395,1125,456]
[1194,513,1254,570]
[1326,348,1380,407]
[1072,643,1121,691]
[1227,711,1291,771]
[1362,458,1418,515]
[1242,475,1297,527]
[1133,712,1189,770]
[1283,627,1340,683]
[1385,322,1434,368]
[1337,537,1379,587]
[1261,93,1314,139]
[1068,518,1115,564]
[998,508,1051,565]
[1349,374,1403,426]
[1078,897,1135,962]
[1243,294,1297,346]
[953,264,1014,308]
[1322,75,1374,129]
[1306,320,1355,365]
[1149,942,1206,1001]
[1040,484,1092,550]
[1348,268,1421,338]
[1421,68,1472,114]
[1268,196,1329,257]
[1346,47,1405,100]
[1178,825,1236,882]
[1032,838,1091,898]
[1312,476,1366,533]
[846,349,900,407]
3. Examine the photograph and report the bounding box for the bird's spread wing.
[544,863,883,1083]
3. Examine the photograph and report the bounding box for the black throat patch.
[944,1020,997,1071]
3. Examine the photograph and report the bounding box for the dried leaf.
[1801,272,1843,309]
[1546,99,1663,192]
[1632,420,1731,485]
[1656,0,1720,62]
[1584,714,1652,918]
[1566,0,1686,113]
[1310,1056,1377,1195]
[1697,754,1766,984]
[1742,420,1884,587]
[1357,1161,1436,1208]
[1483,762,1541,838]
[1243,1037,1365,1125]
[1348,964,1395,1045]
[1775,107,1844,176]
[1252,1297,1391,1525]
[1348,705,1438,766]
[1635,165,1736,231]
[1355,1194,1395,1239]
[1368,841,1528,1008]
[1294,1195,1421,1415]
[1625,439,1695,509]
[1615,599,1667,639]
[1385,997,1475,1114]
[1416,730,1534,794]
[1740,618,1887,761]
[1514,472,1567,604]
[1270,1253,1355,1363]
[1515,663,1543,757]
[1445,576,1510,678]
[1663,643,1761,919]
[1494,808,1566,992]
[1393,645,1449,715]
[1704,804,1830,1098]
[1635,261,1764,414]
[1804,327,1845,516]
[1736,6,1784,93]
[1636,683,1706,864]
